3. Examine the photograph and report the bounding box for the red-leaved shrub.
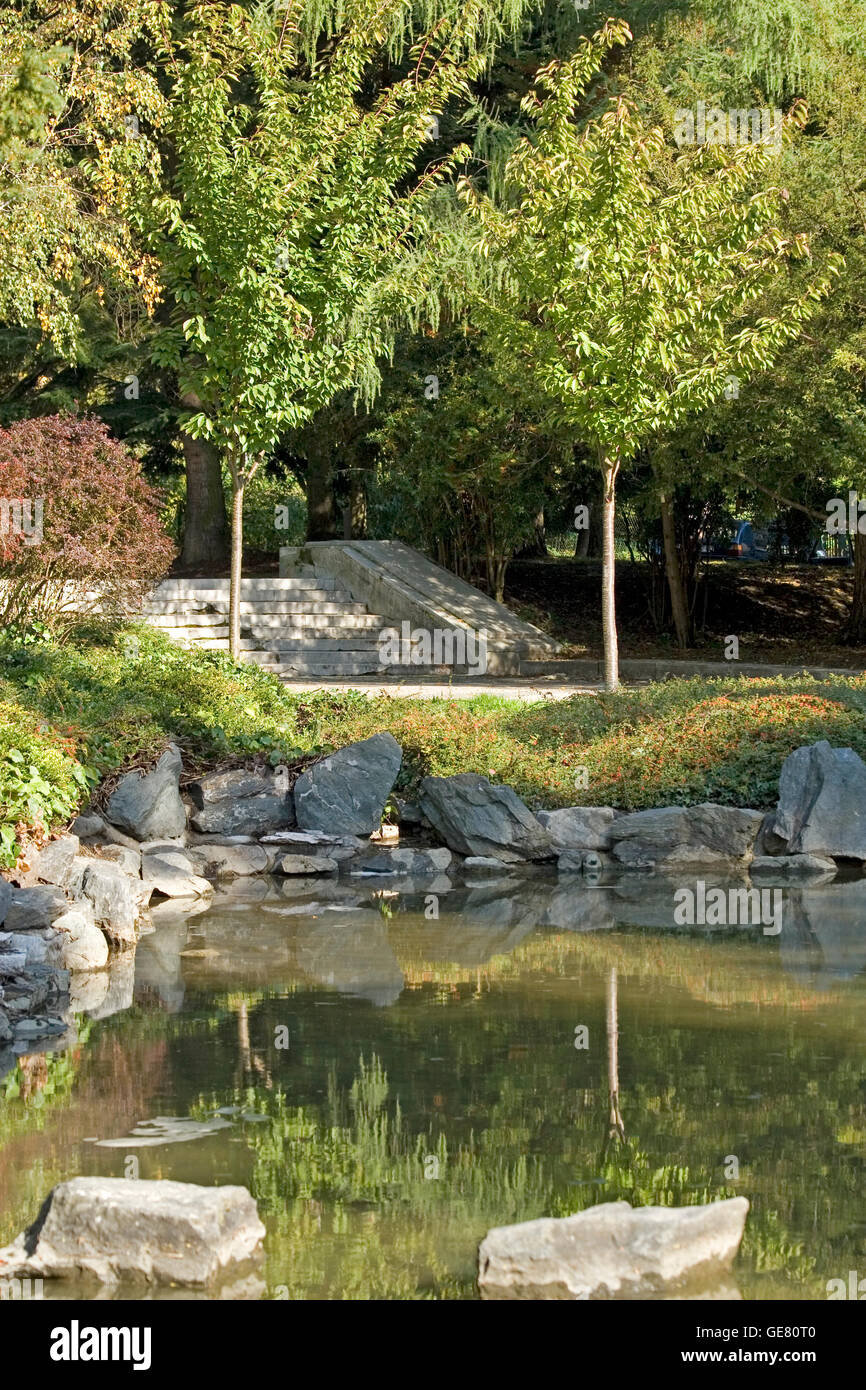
[0,414,175,634]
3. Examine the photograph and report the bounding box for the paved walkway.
[277,676,623,700]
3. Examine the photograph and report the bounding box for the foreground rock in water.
[770,740,866,861]
[478,1197,749,1300]
[294,733,402,836]
[0,1177,265,1287]
[419,773,553,862]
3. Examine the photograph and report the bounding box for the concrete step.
[147,612,230,628]
[247,613,388,633]
[152,576,343,594]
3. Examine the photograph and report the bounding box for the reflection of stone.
[294,916,404,1006]
[478,1197,749,1300]
[779,880,866,986]
[611,876,751,932]
[91,1115,233,1148]
[134,917,191,1012]
[89,949,135,1020]
[542,885,616,933]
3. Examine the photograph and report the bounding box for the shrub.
[0,413,175,635]
[0,700,91,865]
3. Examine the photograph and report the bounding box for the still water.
[1,869,864,1300]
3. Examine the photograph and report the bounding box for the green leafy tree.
[458,19,841,687]
[148,0,493,657]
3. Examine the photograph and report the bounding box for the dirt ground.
[504,558,866,670]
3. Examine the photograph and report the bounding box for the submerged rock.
[0,1177,265,1287]
[478,1197,749,1300]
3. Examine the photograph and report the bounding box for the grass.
[2,621,866,864]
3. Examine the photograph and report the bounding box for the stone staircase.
[143,569,435,679]
[143,542,562,680]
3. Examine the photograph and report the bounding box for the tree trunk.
[848,532,866,643]
[601,451,620,691]
[229,471,245,662]
[306,444,336,541]
[179,393,230,570]
[659,489,692,649]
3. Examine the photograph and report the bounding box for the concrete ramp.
[299,540,561,676]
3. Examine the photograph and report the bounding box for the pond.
[1,869,864,1300]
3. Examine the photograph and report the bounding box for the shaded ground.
[505,558,866,670]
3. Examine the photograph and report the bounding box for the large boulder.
[104,745,187,842]
[0,1177,265,1287]
[419,774,554,863]
[187,767,294,837]
[478,1197,749,1300]
[52,906,110,972]
[610,804,763,869]
[294,734,402,836]
[770,741,866,860]
[141,847,214,900]
[536,807,618,852]
[187,842,272,877]
[29,834,80,889]
[3,885,68,932]
[81,861,140,945]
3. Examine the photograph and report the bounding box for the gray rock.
[478,1197,749,1300]
[188,768,275,803]
[104,744,187,842]
[3,931,53,966]
[70,812,104,840]
[52,906,110,972]
[4,886,68,931]
[141,849,213,900]
[0,1006,11,1044]
[419,774,554,863]
[187,843,271,877]
[0,878,11,926]
[82,861,140,945]
[294,733,402,837]
[187,767,294,837]
[276,854,338,875]
[356,847,452,876]
[463,856,508,870]
[92,844,142,878]
[0,1177,265,1287]
[0,952,27,976]
[610,804,763,869]
[99,821,146,851]
[771,741,866,860]
[30,834,80,888]
[189,793,293,837]
[537,807,618,852]
[750,854,837,879]
[557,850,607,874]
